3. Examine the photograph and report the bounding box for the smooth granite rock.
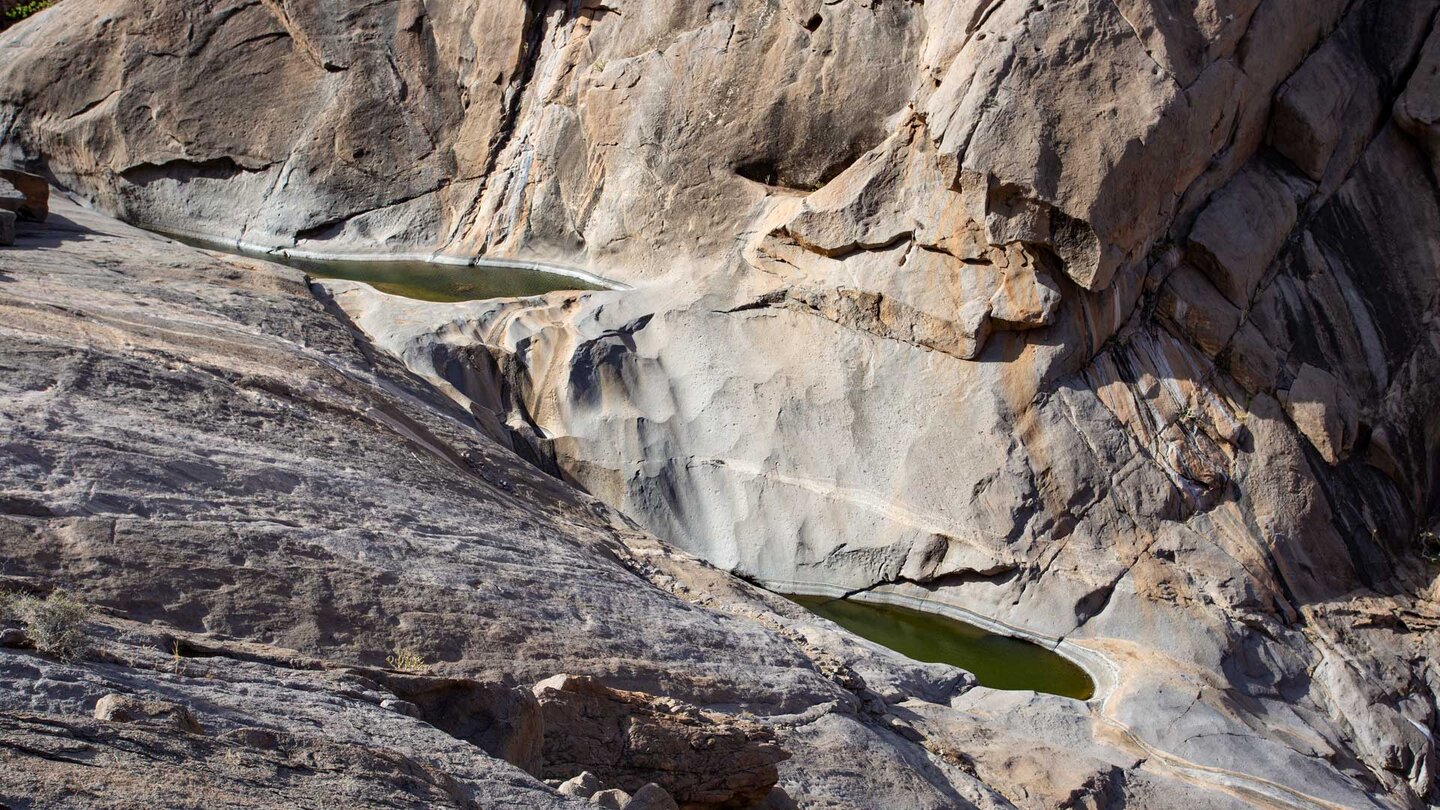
[0,1,1437,808]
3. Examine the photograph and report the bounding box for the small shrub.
[14,590,90,661]
[386,647,427,673]
[168,640,189,675]
[1,1,57,31]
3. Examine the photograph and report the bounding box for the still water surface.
[277,254,605,302]
[167,233,604,302]
[790,594,1095,700]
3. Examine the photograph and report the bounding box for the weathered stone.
[1222,321,1280,396]
[1281,363,1359,465]
[590,788,631,809]
[558,771,601,799]
[368,672,544,775]
[0,199,1051,810]
[1187,163,1301,308]
[1396,24,1440,175]
[221,727,281,749]
[2,2,1439,809]
[379,698,421,719]
[94,693,204,734]
[0,169,47,221]
[533,674,788,809]
[626,783,680,810]
[1156,264,1243,360]
[1269,43,1357,181]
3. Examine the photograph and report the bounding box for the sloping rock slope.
[2,0,1439,807]
[0,200,1000,808]
[1,196,1290,809]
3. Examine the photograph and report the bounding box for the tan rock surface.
[1,1,1439,808]
[533,674,788,809]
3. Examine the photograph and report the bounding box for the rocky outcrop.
[1,198,1243,809]
[2,1,1439,809]
[533,673,787,809]
[364,671,545,774]
[0,168,46,220]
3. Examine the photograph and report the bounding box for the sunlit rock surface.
[2,0,1439,807]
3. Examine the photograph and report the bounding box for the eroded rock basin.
[162,232,608,302]
[789,594,1095,701]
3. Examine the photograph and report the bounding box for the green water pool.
[166,233,604,303]
[790,594,1095,700]
[277,254,605,303]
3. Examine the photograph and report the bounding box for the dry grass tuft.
[13,590,90,661]
[386,647,427,673]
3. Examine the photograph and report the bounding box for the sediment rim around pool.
[142,222,631,292]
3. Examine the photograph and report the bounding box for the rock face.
[364,671,546,774]
[0,200,1051,810]
[2,2,1439,810]
[0,168,47,220]
[533,673,787,809]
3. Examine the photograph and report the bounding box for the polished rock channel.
[789,594,1095,701]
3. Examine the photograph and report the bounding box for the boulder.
[533,674,788,810]
[93,693,204,734]
[626,784,680,810]
[1281,363,1359,464]
[0,169,47,221]
[558,771,601,799]
[1269,44,1357,181]
[1187,163,1301,309]
[590,789,631,809]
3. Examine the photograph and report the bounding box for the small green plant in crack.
[386,646,428,674]
[13,590,90,661]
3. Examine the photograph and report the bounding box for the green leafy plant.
[1,1,56,31]
[13,590,90,661]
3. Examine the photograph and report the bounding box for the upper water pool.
[790,594,1095,700]
[162,232,606,303]
[278,254,607,302]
